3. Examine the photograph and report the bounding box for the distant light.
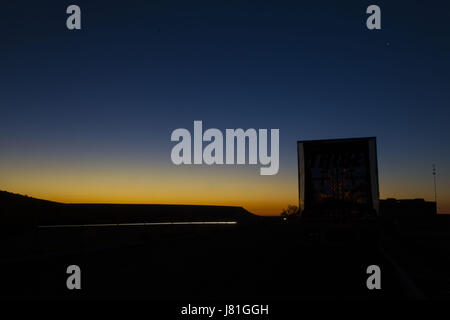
[38,221,238,228]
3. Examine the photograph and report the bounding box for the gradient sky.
[1,1,450,215]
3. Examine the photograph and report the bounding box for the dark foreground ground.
[1,191,450,301]
[0,222,406,300]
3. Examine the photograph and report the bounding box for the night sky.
[1,0,449,214]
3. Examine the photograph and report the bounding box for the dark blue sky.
[1,1,449,213]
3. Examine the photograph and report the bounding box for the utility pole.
[432,164,437,210]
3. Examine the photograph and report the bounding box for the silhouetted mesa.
[0,190,258,231]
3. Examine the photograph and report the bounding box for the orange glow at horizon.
[1,158,448,215]
[0,160,298,215]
